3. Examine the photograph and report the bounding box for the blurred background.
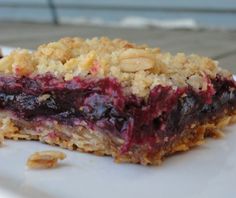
[0,0,235,72]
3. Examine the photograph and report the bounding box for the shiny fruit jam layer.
[0,74,235,152]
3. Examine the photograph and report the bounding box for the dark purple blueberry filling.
[0,74,235,152]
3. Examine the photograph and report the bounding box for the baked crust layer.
[1,111,236,165]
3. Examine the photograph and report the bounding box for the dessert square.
[0,37,235,165]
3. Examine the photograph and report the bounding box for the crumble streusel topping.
[0,37,232,97]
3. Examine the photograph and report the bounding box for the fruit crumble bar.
[0,37,235,165]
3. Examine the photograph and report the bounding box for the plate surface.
[0,47,236,198]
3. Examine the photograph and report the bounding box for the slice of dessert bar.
[0,37,235,165]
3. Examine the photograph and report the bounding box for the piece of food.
[0,131,4,145]
[27,150,66,169]
[0,37,235,165]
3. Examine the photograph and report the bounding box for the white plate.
[0,47,236,198]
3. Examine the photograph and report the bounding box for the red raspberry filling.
[0,74,235,152]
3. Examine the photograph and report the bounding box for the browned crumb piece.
[27,150,66,169]
[0,132,4,146]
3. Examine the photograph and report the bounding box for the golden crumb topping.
[0,37,232,97]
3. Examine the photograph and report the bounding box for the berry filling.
[0,74,235,152]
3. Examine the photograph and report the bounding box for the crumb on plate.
[27,150,66,169]
[0,132,4,146]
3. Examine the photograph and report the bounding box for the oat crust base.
[1,112,236,165]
